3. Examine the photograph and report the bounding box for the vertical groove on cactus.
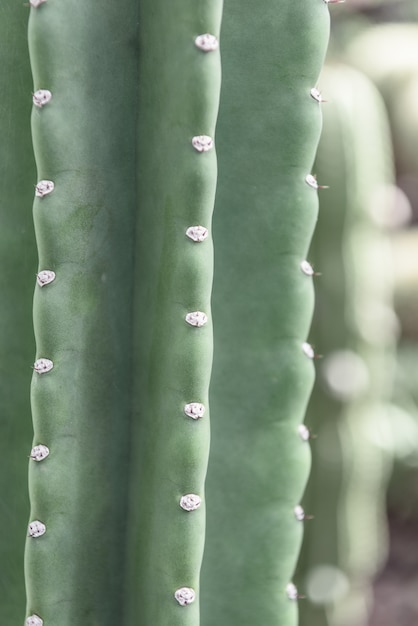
[200,2,330,626]
[0,3,37,624]
[25,1,139,623]
[126,2,223,624]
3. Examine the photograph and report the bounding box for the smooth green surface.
[26,2,138,624]
[0,4,37,623]
[127,2,222,624]
[201,2,330,625]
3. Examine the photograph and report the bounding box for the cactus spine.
[201,2,330,626]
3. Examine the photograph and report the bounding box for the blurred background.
[294,2,418,625]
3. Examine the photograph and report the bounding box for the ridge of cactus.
[126,1,222,624]
[0,3,37,623]
[25,2,139,623]
[345,23,418,198]
[200,2,330,626]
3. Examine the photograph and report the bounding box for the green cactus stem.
[386,341,418,519]
[25,0,221,624]
[296,64,396,626]
[391,227,418,339]
[17,0,345,624]
[0,3,37,624]
[26,2,139,624]
[200,2,330,626]
[126,1,222,624]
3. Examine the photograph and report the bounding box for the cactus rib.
[26,1,139,623]
[126,1,222,623]
[201,2,330,626]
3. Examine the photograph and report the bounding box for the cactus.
[200,1,329,625]
[0,4,37,624]
[0,0,336,624]
[296,64,396,626]
[345,24,418,216]
[385,341,418,519]
[345,22,418,99]
[125,2,222,624]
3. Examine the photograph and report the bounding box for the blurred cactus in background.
[295,63,397,626]
[0,4,37,623]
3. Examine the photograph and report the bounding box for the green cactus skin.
[0,4,37,623]
[25,2,139,624]
[294,65,350,625]
[200,2,330,625]
[391,228,418,339]
[25,0,222,624]
[296,64,396,626]
[126,1,222,624]
[391,73,418,178]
